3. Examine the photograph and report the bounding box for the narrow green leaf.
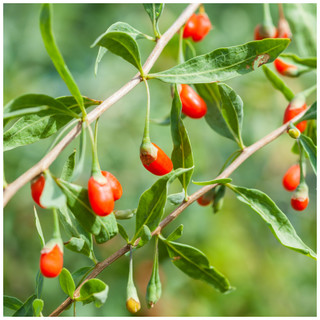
[133,167,193,241]
[195,83,243,145]
[299,101,316,122]
[167,224,184,242]
[162,239,233,293]
[149,39,290,83]
[228,184,316,259]
[280,53,316,68]
[285,4,316,57]
[76,279,109,308]
[137,225,152,248]
[192,178,232,186]
[34,208,45,247]
[262,65,295,101]
[3,96,100,151]
[32,299,44,317]
[171,85,194,192]
[217,84,244,147]
[40,171,66,209]
[58,179,118,243]
[167,191,185,206]
[3,296,23,311]
[143,4,164,37]
[40,4,84,113]
[59,268,76,299]
[65,236,93,259]
[92,29,143,73]
[117,223,129,243]
[299,134,317,175]
[70,122,86,181]
[93,22,153,75]
[12,294,36,317]
[35,271,44,299]
[3,94,79,126]
[72,266,94,286]
[61,150,76,181]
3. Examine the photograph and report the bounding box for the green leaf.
[76,279,109,308]
[195,83,243,145]
[218,84,244,147]
[93,22,153,75]
[59,268,76,299]
[3,296,23,311]
[280,53,316,68]
[3,96,100,151]
[70,122,86,181]
[137,225,152,248]
[61,150,76,181]
[3,94,79,126]
[299,134,317,175]
[117,223,129,243]
[299,101,316,122]
[72,266,94,286]
[3,112,73,151]
[167,191,185,206]
[133,167,193,241]
[285,4,316,57]
[161,239,232,293]
[65,236,93,259]
[40,171,66,209]
[92,28,143,74]
[58,180,118,243]
[40,4,85,114]
[170,85,194,192]
[192,178,232,186]
[34,208,45,247]
[12,294,36,317]
[149,39,290,83]
[262,65,295,101]
[35,271,44,299]
[167,224,184,242]
[228,184,316,260]
[143,4,164,37]
[32,299,44,317]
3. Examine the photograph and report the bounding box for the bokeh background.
[3,3,317,317]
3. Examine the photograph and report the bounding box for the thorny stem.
[48,111,309,317]
[3,3,200,207]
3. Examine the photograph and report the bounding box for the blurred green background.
[3,3,316,317]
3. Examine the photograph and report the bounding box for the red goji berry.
[183,13,212,42]
[101,171,123,201]
[197,196,212,206]
[283,97,307,133]
[40,244,63,278]
[277,18,292,38]
[291,182,309,211]
[140,143,173,176]
[88,174,115,216]
[179,84,207,119]
[274,58,298,77]
[282,164,300,191]
[31,175,45,208]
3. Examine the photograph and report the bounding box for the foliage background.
[3,3,316,317]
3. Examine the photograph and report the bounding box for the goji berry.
[283,96,307,133]
[254,24,278,40]
[282,164,300,191]
[40,244,63,278]
[31,174,45,208]
[183,13,212,42]
[274,58,298,77]
[179,84,207,119]
[291,182,309,211]
[140,143,173,176]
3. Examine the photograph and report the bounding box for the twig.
[3,3,200,207]
[49,108,309,316]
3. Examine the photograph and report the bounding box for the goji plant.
[3,3,317,317]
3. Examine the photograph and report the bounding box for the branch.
[49,108,309,316]
[3,3,200,207]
